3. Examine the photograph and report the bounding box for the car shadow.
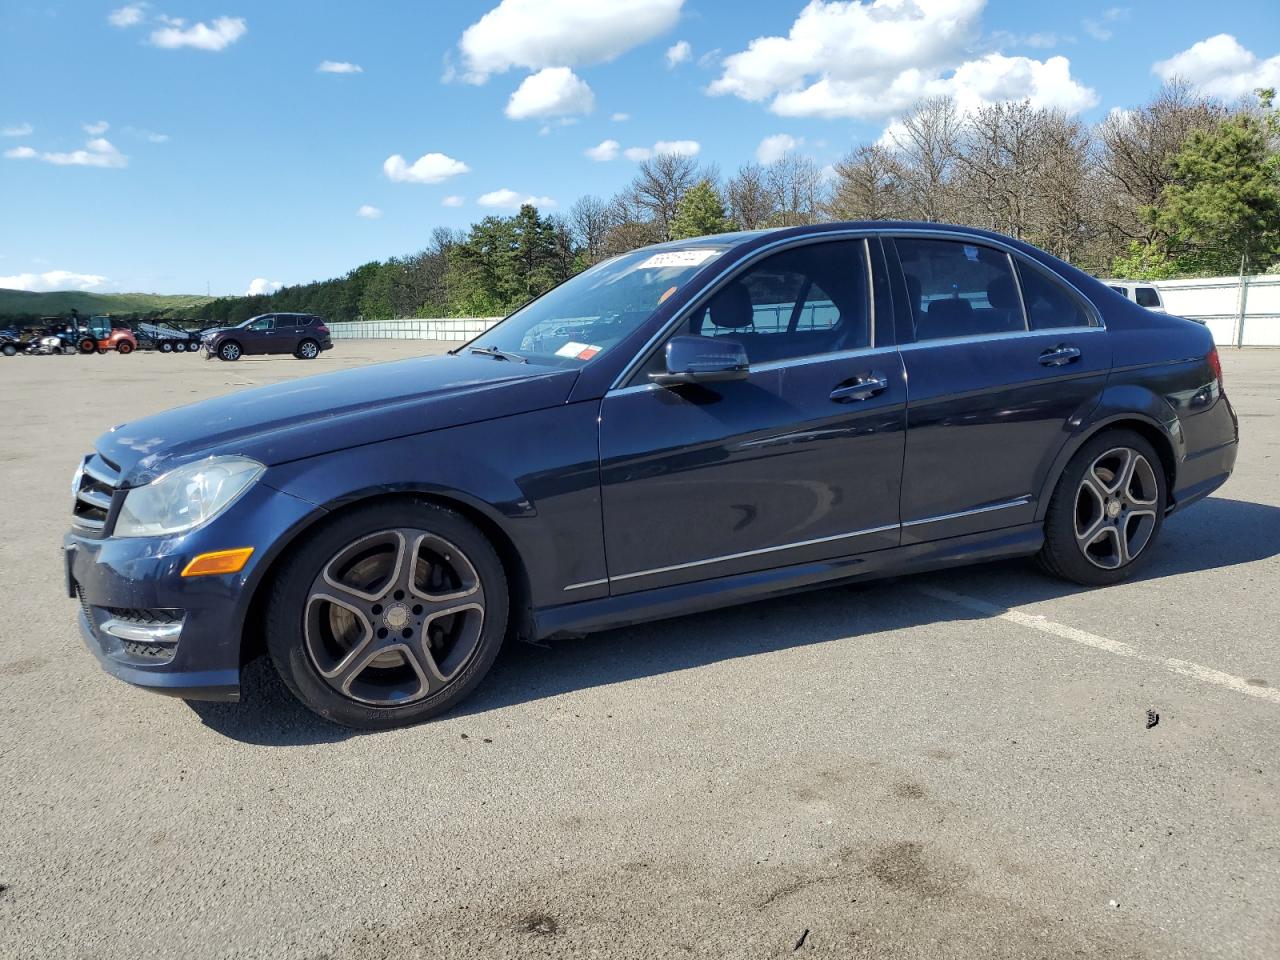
[187,496,1280,746]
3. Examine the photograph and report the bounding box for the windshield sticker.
[658,284,678,304]
[554,341,602,361]
[636,249,721,270]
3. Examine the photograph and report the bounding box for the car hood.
[95,353,580,485]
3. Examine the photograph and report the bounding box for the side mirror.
[649,335,749,386]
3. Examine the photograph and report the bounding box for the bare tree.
[886,96,963,222]
[827,145,906,221]
[600,192,663,257]
[568,195,611,264]
[725,163,776,229]
[763,152,825,226]
[626,152,700,241]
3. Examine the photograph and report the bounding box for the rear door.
[596,237,906,595]
[888,234,1111,542]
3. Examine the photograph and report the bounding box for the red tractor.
[79,316,138,355]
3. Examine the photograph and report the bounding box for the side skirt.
[533,523,1044,640]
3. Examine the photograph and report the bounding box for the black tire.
[80,338,97,354]
[174,341,187,352]
[116,341,134,355]
[218,340,241,361]
[160,341,173,353]
[1,344,15,357]
[1038,429,1167,586]
[295,338,320,360]
[265,500,509,729]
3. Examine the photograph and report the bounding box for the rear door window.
[893,237,1025,341]
[1016,262,1095,330]
[1135,287,1161,308]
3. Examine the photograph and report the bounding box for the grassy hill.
[0,288,214,320]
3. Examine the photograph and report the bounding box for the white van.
[1102,280,1166,312]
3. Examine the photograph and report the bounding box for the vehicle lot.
[1,345,1277,959]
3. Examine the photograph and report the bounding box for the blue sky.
[2,0,1278,296]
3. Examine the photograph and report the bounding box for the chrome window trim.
[563,577,609,592]
[896,325,1105,352]
[611,229,878,391]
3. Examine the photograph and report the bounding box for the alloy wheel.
[220,343,240,361]
[1073,446,1159,570]
[299,341,319,359]
[304,528,486,706]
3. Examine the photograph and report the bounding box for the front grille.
[121,639,173,659]
[72,453,121,532]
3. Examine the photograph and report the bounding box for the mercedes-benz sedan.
[65,222,1238,729]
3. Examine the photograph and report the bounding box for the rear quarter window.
[1135,287,1161,308]
[1016,262,1096,330]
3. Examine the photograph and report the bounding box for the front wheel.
[266,501,509,729]
[218,341,241,361]
[1039,430,1167,586]
[2,344,16,357]
[116,341,134,355]
[160,341,173,353]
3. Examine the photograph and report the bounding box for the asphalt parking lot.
[1,343,1277,959]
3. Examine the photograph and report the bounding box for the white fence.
[327,317,500,342]
[1146,275,1280,347]
[326,274,1280,347]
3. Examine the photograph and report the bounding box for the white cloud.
[456,0,684,82]
[149,16,247,51]
[318,60,363,74]
[611,112,630,122]
[356,204,383,219]
[1083,7,1129,42]
[710,0,1095,119]
[442,195,465,207]
[623,139,701,162]
[31,138,129,168]
[476,188,556,209]
[1153,34,1280,100]
[245,278,284,296]
[83,120,109,135]
[756,133,801,164]
[2,123,33,137]
[585,138,621,161]
[139,130,169,143]
[4,146,37,159]
[0,270,111,292]
[108,3,147,28]
[666,40,691,67]
[383,152,470,184]
[505,67,595,120]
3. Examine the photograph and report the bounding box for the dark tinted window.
[654,239,870,369]
[1135,287,1161,308]
[295,316,314,327]
[895,238,1024,340]
[1016,262,1094,329]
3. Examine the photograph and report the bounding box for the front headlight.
[114,456,264,538]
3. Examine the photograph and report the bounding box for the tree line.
[188,81,1280,326]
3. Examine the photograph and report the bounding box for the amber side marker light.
[181,547,255,577]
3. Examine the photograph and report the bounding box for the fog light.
[181,547,254,577]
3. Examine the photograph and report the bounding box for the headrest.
[903,274,923,314]
[988,275,1018,310]
[925,297,973,323]
[706,282,755,329]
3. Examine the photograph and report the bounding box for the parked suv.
[1103,281,1166,312]
[203,313,333,361]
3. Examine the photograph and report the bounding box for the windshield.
[467,246,728,365]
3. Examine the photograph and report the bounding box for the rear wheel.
[116,341,134,355]
[174,341,187,352]
[266,501,508,729]
[1039,430,1167,586]
[80,338,96,354]
[296,339,320,359]
[160,341,173,353]
[218,341,241,361]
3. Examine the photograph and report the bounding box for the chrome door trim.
[895,325,1105,352]
[901,495,1032,528]
[563,577,609,592]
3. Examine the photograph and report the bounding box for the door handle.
[830,373,888,403]
[1039,344,1081,366]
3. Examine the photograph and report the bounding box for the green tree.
[1152,93,1280,274]
[445,204,572,315]
[670,179,732,239]
[1109,240,1180,280]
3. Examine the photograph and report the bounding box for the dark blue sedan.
[65,223,1238,728]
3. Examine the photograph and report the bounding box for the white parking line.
[917,585,1280,705]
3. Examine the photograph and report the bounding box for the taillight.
[1207,348,1224,391]
[316,324,330,334]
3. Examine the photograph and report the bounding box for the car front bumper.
[65,481,321,702]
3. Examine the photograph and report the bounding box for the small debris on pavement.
[1146,709,1160,729]
[794,928,810,951]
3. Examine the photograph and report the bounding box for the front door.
[598,238,906,595]
[888,234,1112,543]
